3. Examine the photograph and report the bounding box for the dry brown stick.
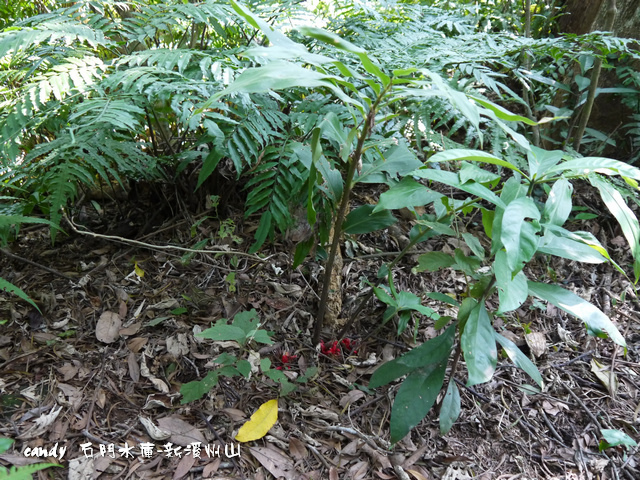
[559,378,603,431]
[63,211,274,262]
[1,248,75,281]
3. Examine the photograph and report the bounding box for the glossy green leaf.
[459,162,501,185]
[0,277,38,310]
[439,381,461,435]
[343,205,397,234]
[374,177,442,212]
[527,146,565,180]
[469,95,538,125]
[461,303,497,386]
[543,178,573,226]
[358,143,423,184]
[501,197,540,271]
[415,252,455,272]
[495,333,543,387]
[411,168,506,208]
[390,362,448,444]
[493,250,528,313]
[216,61,334,97]
[590,175,640,262]
[528,281,625,346]
[600,429,638,449]
[461,232,485,259]
[544,157,640,181]
[428,149,524,176]
[370,325,455,388]
[298,26,366,54]
[537,231,607,264]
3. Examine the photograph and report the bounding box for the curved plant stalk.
[313,85,392,344]
[573,0,617,153]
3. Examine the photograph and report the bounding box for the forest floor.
[1,188,639,480]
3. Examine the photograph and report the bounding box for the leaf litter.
[0,196,638,479]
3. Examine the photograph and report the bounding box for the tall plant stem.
[573,0,617,153]
[313,89,390,344]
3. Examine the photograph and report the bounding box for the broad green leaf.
[461,303,497,386]
[411,168,506,208]
[459,162,501,186]
[0,278,39,310]
[358,143,423,184]
[395,291,438,318]
[343,205,397,234]
[590,175,640,262]
[370,325,455,387]
[428,149,524,176]
[543,178,573,226]
[528,281,625,346]
[180,371,221,403]
[493,250,528,313]
[537,231,607,264]
[452,249,481,276]
[426,291,460,307]
[544,157,640,181]
[495,333,543,387]
[461,233,485,259]
[0,438,12,454]
[527,146,565,180]
[231,0,295,48]
[197,320,245,343]
[390,362,448,444]
[425,71,482,144]
[542,225,617,270]
[439,381,461,435]
[600,429,638,449]
[249,210,272,254]
[501,197,540,271]
[469,95,538,125]
[196,146,225,190]
[215,62,334,97]
[0,462,60,479]
[374,177,442,212]
[298,26,366,54]
[415,252,455,272]
[236,399,278,442]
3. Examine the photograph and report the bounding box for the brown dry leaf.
[139,416,171,441]
[339,389,366,408]
[202,458,221,476]
[96,311,121,343]
[542,400,569,416]
[329,466,339,480]
[348,460,369,480]
[406,468,430,480]
[166,333,189,357]
[249,445,300,479]
[127,337,148,353]
[157,416,207,446]
[96,388,106,409]
[128,351,140,382]
[222,408,247,422]
[289,437,308,461]
[57,383,82,410]
[118,301,128,319]
[590,358,618,396]
[119,321,142,336]
[57,363,79,381]
[525,331,547,358]
[173,453,196,480]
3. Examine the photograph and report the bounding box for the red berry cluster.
[320,338,358,357]
[275,352,297,370]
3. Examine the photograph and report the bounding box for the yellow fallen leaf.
[134,261,145,278]
[235,399,278,442]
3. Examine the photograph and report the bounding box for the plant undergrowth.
[1,0,640,447]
